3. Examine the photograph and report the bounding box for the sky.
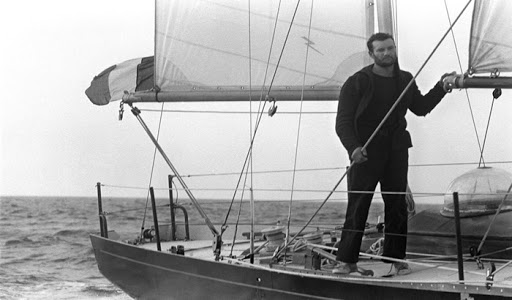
[1,0,511,204]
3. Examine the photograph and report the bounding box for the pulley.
[266,95,278,117]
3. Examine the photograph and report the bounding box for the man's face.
[370,38,397,67]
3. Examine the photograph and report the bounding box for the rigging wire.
[478,94,497,168]
[98,159,512,181]
[139,108,335,114]
[221,0,302,236]
[247,0,255,261]
[139,102,166,239]
[220,0,283,232]
[285,0,314,262]
[443,0,485,167]
[184,160,512,178]
[477,182,512,254]
[99,159,512,190]
[230,0,255,258]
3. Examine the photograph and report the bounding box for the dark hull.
[91,234,508,300]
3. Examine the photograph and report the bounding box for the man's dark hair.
[367,33,394,52]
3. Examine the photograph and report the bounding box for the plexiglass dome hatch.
[441,167,512,217]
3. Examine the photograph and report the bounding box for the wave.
[81,285,122,297]
[53,229,90,238]
[4,236,35,247]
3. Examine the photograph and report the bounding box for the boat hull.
[91,234,508,300]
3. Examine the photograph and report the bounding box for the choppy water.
[0,196,435,299]
[0,196,132,299]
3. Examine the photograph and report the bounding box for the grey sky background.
[1,0,511,203]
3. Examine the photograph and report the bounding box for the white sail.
[469,0,512,74]
[154,0,377,101]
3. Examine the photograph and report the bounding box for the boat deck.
[139,238,512,296]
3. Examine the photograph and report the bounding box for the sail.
[468,0,512,74]
[152,0,376,102]
[85,0,396,104]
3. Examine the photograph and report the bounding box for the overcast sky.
[1,0,511,203]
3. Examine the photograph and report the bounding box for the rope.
[367,237,384,256]
[285,0,314,261]
[220,0,283,232]
[221,0,302,236]
[443,0,485,167]
[126,160,511,179]
[476,181,512,254]
[98,182,512,202]
[229,0,257,259]
[478,95,497,167]
[266,0,302,94]
[312,244,487,277]
[140,102,166,238]
[247,0,256,262]
[139,108,336,114]
[104,204,169,216]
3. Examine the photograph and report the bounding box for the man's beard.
[374,55,396,67]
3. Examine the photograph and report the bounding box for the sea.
[0,196,438,299]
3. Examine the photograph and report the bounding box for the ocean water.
[0,196,131,300]
[0,196,435,299]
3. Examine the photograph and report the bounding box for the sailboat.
[86,0,512,299]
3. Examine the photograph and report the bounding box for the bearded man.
[333,32,453,275]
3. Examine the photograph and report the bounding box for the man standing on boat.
[334,32,453,275]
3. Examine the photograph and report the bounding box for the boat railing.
[96,182,108,238]
[95,179,191,246]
